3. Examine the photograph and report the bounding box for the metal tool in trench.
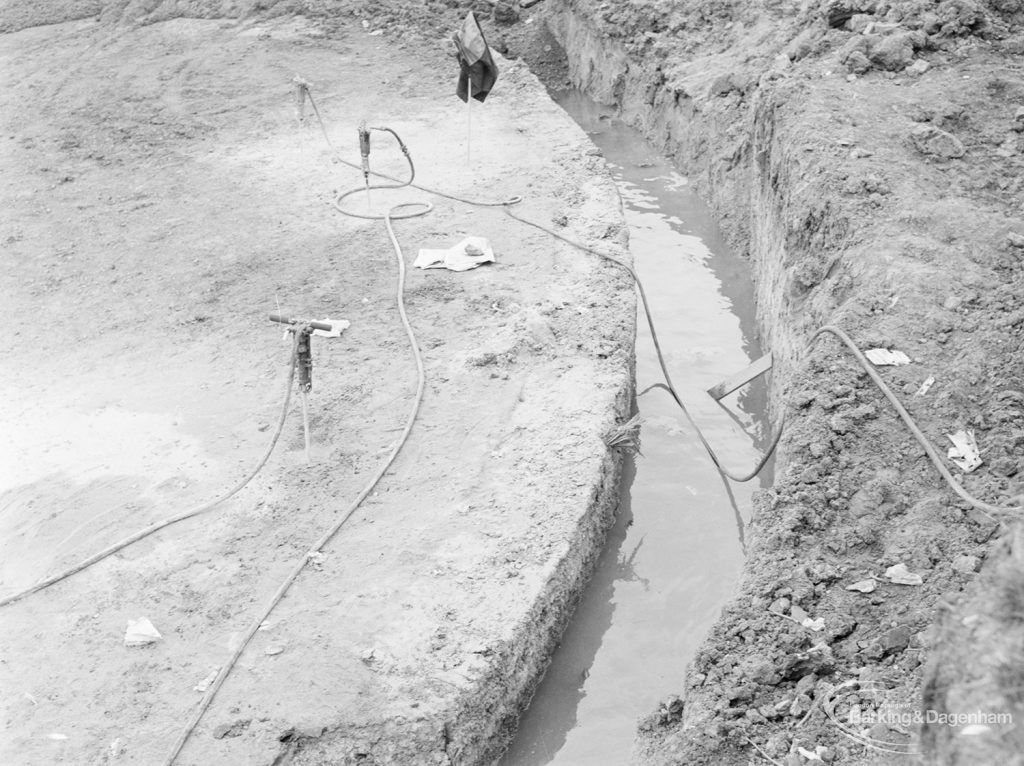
[269,313,332,462]
[705,352,776,457]
[706,352,774,402]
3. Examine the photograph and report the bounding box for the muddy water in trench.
[498,90,773,765]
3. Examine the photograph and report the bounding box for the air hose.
[300,84,779,483]
[3,83,1015,766]
[0,97,779,613]
[812,325,1023,517]
[164,130,431,766]
[7,90,1017,622]
[333,125,433,220]
[299,80,522,210]
[500,205,785,483]
[165,117,1019,765]
[0,333,302,609]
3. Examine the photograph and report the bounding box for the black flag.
[453,11,498,103]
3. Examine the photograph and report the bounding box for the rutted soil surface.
[509,0,1024,763]
[0,8,637,765]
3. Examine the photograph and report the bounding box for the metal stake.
[301,389,311,463]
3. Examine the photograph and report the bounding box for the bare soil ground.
[5,0,1024,763]
[0,8,636,765]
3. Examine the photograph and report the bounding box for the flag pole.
[466,95,472,167]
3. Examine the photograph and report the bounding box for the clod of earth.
[909,123,967,158]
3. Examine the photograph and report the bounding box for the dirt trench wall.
[542,0,1024,764]
[291,414,631,766]
[546,0,845,410]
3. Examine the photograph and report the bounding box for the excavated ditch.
[7,2,1022,764]
[518,2,1024,765]
[499,89,772,765]
[484,6,816,763]
[541,3,807,380]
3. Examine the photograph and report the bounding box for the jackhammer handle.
[269,314,333,332]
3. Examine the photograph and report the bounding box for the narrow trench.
[498,89,774,765]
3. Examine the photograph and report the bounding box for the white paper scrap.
[415,236,495,272]
[124,617,162,647]
[865,348,911,366]
[885,563,923,586]
[312,318,350,338]
[947,430,982,473]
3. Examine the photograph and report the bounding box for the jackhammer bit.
[293,75,311,122]
[295,327,313,392]
[269,314,331,393]
[358,120,372,195]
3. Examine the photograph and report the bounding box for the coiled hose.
[303,85,780,483]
